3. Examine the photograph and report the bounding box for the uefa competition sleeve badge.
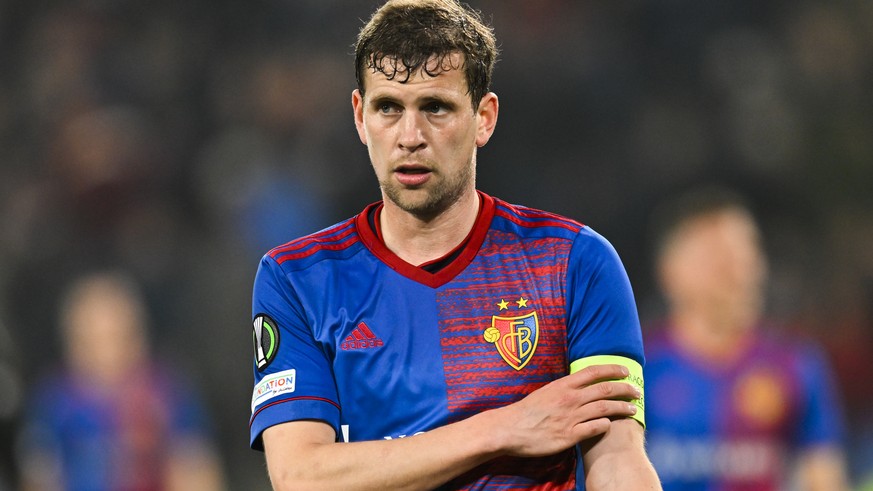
[253,314,280,371]
[483,297,539,371]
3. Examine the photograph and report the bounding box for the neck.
[379,188,480,266]
[669,307,754,364]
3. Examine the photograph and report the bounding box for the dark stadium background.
[0,1,871,489]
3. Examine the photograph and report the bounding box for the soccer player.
[643,188,849,491]
[18,271,226,491]
[249,1,660,489]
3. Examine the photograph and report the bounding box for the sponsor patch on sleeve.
[251,369,297,413]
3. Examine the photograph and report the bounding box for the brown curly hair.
[355,0,498,110]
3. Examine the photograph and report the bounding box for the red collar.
[356,191,495,288]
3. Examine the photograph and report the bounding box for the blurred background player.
[16,271,226,491]
[643,187,849,491]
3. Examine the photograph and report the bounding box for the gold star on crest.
[497,299,509,310]
[516,297,529,308]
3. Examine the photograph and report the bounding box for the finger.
[570,417,612,441]
[575,399,638,425]
[585,380,642,403]
[565,363,629,387]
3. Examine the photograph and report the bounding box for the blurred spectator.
[16,271,226,491]
[642,187,849,491]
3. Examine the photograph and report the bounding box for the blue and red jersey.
[644,328,845,491]
[250,192,644,489]
[21,365,211,491]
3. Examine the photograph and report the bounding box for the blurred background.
[0,0,871,489]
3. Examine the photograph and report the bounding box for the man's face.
[659,209,768,330]
[352,53,497,218]
[64,281,148,385]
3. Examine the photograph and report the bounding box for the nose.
[398,111,426,152]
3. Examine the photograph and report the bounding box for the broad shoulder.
[262,215,362,271]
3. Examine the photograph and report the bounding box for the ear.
[475,92,499,147]
[352,89,367,145]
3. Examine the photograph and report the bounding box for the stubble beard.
[379,160,475,220]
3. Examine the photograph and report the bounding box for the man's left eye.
[424,103,443,113]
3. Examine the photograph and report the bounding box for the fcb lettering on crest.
[484,311,540,371]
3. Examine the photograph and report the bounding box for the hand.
[492,364,640,457]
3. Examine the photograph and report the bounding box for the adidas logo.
[341,322,384,351]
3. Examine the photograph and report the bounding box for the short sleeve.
[794,343,845,448]
[564,227,644,367]
[249,254,340,450]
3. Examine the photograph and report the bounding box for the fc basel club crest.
[253,314,279,371]
[483,300,539,370]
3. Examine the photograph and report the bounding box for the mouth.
[393,163,433,186]
[394,163,431,174]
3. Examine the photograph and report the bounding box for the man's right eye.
[378,103,397,113]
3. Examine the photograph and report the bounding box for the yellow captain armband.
[569,355,645,428]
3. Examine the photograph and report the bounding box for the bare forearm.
[586,453,661,491]
[583,420,662,491]
[796,447,849,491]
[265,413,501,491]
[264,364,640,490]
